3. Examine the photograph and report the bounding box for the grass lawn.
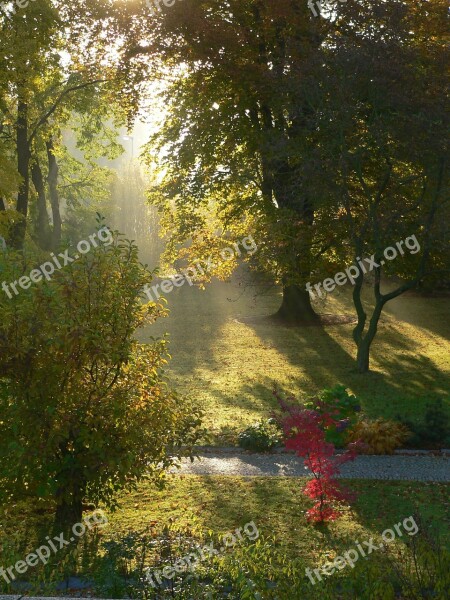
[105,476,450,553]
[1,476,448,588]
[137,273,450,444]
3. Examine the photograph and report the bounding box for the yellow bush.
[348,418,411,454]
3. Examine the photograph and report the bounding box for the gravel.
[170,451,450,482]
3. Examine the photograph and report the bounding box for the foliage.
[348,418,411,455]
[307,0,449,372]
[237,418,282,452]
[0,142,21,199]
[1,473,449,598]
[398,399,450,449]
[276,390,358,523]
[0,209,25,246]
[114,517,449,600]
[304,385,361,448]
[382,515,450,600]
[114,0,448,336]
[0,0,128,249]
[0,225,204,527]
[2,512,448,600]
[114,0,336,324]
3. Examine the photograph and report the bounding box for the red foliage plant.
[274,390,360,523]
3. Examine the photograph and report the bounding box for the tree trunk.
[31,159,52,250]
[355,301,383,373]
[14,97,30,248]
[0,198,5,211]
[53,435,87,533]
[356,340,370,373]
[54,496,84,534]
[46,138,62,249]
[16,98,29,214]
[276,284,319,324]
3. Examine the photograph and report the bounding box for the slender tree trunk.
[276,283,319,323]
[356,340,370,373]
[31,159,52,250]
[16,99,29,214]
[0,198,5,211]
[46,137,62,249]
[14,96,30,248]
[354,298,384,374]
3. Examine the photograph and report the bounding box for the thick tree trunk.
[276,284,319,324]
[46,138,62,249]
[54,496,84,534]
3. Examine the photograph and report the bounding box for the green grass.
[138,275,450,444]
[2,477,448,568]
[106,476,450,552]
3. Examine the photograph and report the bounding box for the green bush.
[237,419,282,452]
[304,384,361,447]
[0,225,204,529]
[398,399,450,448]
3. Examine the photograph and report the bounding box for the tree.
[0,227,203,528]
[0,0,123,249]
[114,0,341,323]
[276,390,358,523]
[305,0,449,372]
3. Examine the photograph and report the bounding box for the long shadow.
[177,475,305,542]
[243,297,449,422]
[383,291,450,340]
[136,274,448,430]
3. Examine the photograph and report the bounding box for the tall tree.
[117,0,336,323]
[0,0,122,248]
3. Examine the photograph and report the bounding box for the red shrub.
[276,392,359,523]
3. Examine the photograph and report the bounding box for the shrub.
[0,226,204,529]
[383,515,450,599]
[304,384,361,447]
[348,418,411,454]
[398,399,450,448]
[237,418,282,452]
[275,390,359,522]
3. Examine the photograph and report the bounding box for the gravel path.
[171,451,450,482]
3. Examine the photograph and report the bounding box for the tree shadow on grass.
[383,292,450,340]
[242,312,449,422]
[136,277,448,432]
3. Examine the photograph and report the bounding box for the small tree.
[276,391,358,523]
[0,224,203,529]
[304,0,449,372]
